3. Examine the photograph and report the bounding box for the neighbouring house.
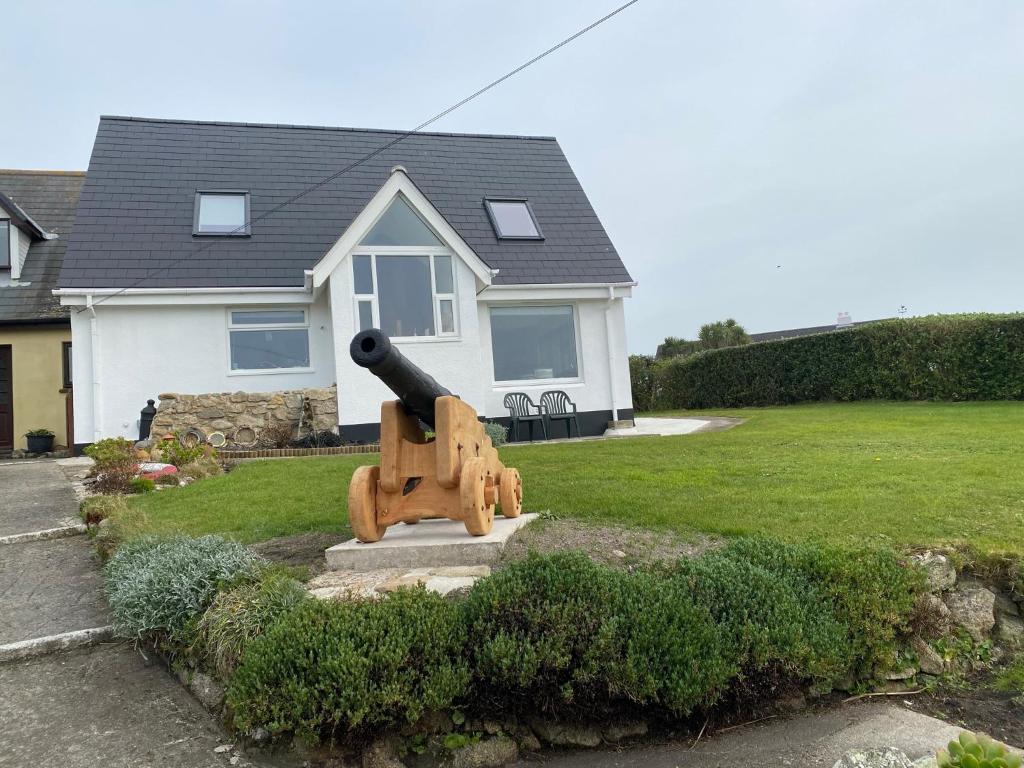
[0,170,84,454]
[56,116,635,449]
[750,314,886,343]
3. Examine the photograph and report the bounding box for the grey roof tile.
[0,170,84,323]
[59,116,631,289]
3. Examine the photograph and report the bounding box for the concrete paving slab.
[0,536,110,645]
[0,643,291,768]
[605,417,711,437]
[513,702,962,768]
[325,513,538,571]
[0,460,81,537]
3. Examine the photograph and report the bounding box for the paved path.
[513,701,960,768]
[0,460,290,768]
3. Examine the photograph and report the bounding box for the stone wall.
[151,386,338,448]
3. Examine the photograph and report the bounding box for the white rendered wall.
[477,295,633,420]
[329,255,487,427]
[70,293,335,442]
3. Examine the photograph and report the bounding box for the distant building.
[750,314,887,343]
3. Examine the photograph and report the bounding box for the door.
[0,345,12,451]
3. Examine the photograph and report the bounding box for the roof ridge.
[99,115,559,142]
[0,169,85,176]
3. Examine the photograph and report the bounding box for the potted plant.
[25,428,55,454]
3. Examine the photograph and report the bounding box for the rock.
[912,551,957,592]
[883,666,919,681]
[916,593,952,638]
[611,549,626,559]
[995,613,1024,647]
[912,759,938,768]
[602,720,648,742]
[832,747,913,768]
[512,728,541,753]
[449,737,518,768]
[213,744,234,753]
[944,586,996,643]
[530,720,602,748]
[911,636,945,675]
[776,692,808,712]
[362,737,404,768]
[247,727,271,745]
[189,671,225,711]
[994,592,1020,618]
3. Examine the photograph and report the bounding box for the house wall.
[328,255,488,438]
[0,324,71,450]
[70,293,335,444]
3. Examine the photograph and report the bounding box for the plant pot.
[26,435,54,453]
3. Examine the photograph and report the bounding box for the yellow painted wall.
[0,325,71,450]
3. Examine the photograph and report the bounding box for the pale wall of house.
[70,294,335,443]
[0,324,71,449]
[328,254,488,429]
[477,294,633,424]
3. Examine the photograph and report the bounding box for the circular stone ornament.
[232,426,258,448]
[207,431,227,448]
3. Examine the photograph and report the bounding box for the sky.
[2,0,1022,354]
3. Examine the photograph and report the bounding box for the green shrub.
[130,477,155,494]
[629,354,659,412]
[94,503,150,559]
[80,495,129,526]
[720,538,923,677]
[85,437,139,494]
[104,535,265,644]
[484,421,509,447]
[162,436,212,468]
[652,313,1024,409]
[227,589,469,743]
[194,570,308,678]
[154,471,181,486]
[937,731,1021,768]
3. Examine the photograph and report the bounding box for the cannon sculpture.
[347,329,523,543]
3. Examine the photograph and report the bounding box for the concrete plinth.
[325,513,537,572]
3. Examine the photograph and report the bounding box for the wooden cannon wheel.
[499,468,523,518]
[461,457,495,536]
[349,465,386,543]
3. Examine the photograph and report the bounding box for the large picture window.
[228,309,310,372]
[490,305,579,382]
[351,198,457,339]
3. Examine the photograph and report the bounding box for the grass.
[131,401,1024,555]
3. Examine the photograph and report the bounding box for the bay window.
[490,305,579,382]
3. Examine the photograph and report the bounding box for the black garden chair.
[503,392,548,442]
[540,390,581,439]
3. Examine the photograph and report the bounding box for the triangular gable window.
[360,196,443,247]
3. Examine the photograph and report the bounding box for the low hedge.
[102,532,924,745]
[635,314,1024,410]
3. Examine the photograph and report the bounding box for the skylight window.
[484,198,543,240]
[194,191,250,235]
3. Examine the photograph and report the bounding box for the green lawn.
[132,401,1024,555]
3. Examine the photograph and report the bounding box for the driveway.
[0,460,289,768]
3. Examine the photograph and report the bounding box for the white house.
[56,116,634,449]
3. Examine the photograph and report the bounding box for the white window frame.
[226,307,313,376]
[488,302,584,387]
[351,246,459,342]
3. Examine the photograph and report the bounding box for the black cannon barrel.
[349,329,451,428]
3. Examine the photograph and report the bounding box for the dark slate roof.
[59,116,632,289]
[0,170,84,324]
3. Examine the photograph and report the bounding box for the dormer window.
[484,198,543,240]
[194,191,250,236]
[0,221,9,268]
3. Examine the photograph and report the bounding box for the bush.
[130,477,155,494]
[719,538,923,677]
[652,313,1024,409]
[94,504,150,559]
[161,436,211,468]
[80,494,129,526]
[85,437,139,494]
[104,535,266,644]
[290,429,344,449]
[228,589,469,743]
[154,471,181,486]
[179,456,223,481]
[629,354,659,412]
[484,421,509,447]
[194,570,308,678]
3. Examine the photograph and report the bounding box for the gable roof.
[59,116,632,291]
[0,170,84,324]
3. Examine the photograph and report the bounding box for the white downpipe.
[605,286,619,423]
[87,294,102,442]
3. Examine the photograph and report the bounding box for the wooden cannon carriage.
[347,329,523,543]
